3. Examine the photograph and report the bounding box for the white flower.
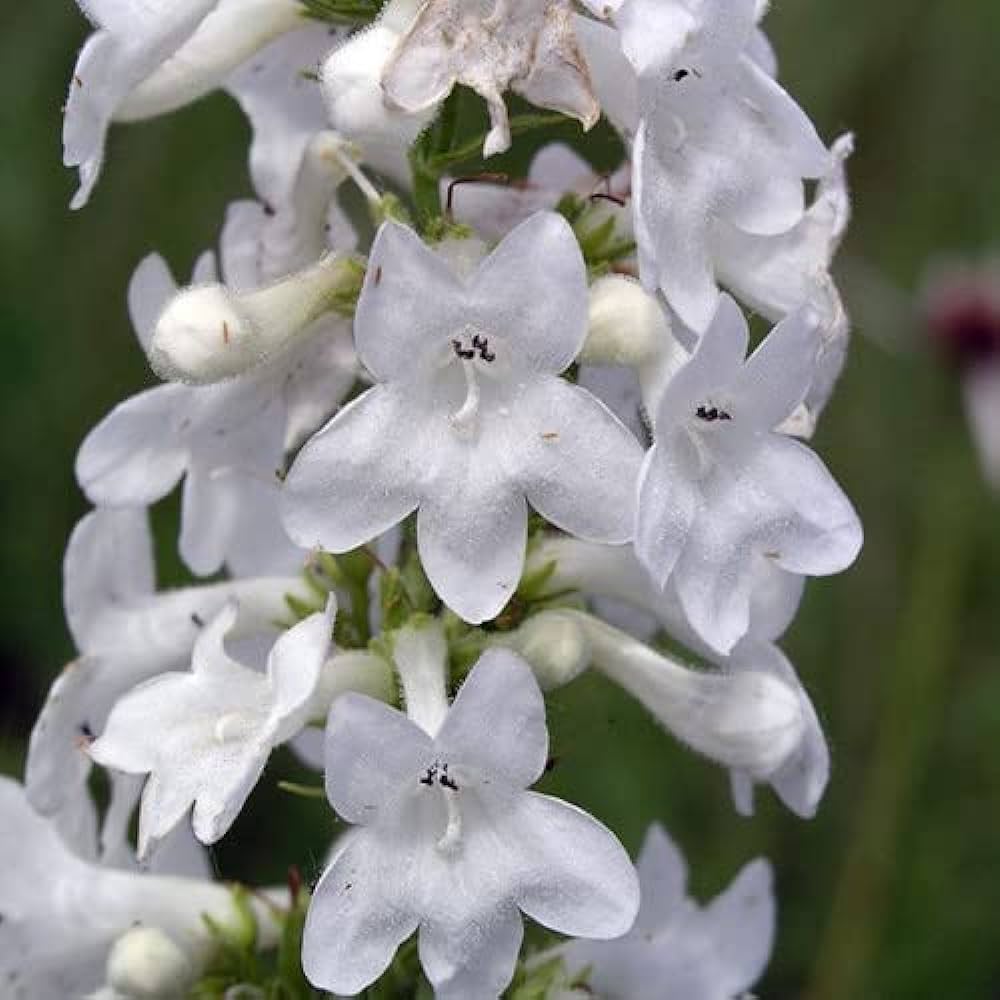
[25,508,310,838]
[302,628,639,998]
[283,213,644,623]
[562,824,775,1000]
[75,250,355,577]
[64,0,308,208]
[0,776,271,1000]
[383,0,600,158]
[524,536,828,815]
[635,295,862,654]
[589,0,830,332]
[89,597,335,855]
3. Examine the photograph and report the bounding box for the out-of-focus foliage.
[1,2,999,997]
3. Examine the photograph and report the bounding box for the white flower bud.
[501,610,590,691]
[581,274,677,366]
[150,254,358,384]
[106,926,194,1000]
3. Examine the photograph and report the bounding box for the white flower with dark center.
[89,597,334,855]
[302,625,639,998]
[594,0,830,332]
[383,0,600,157]
[562,824,775,1000]
[283,212,644,623]
[636,294,862,654]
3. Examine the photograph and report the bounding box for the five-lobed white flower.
[562,823,775,1000]
[597,0,831,333]
[26,507,313,844]
[635,294,863,655]
[383,0,600,158]
[282,212,645,624]
[0,777,272,1000]
[302,637,640,999]
[89,597,335,856]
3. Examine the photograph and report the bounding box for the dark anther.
[446,172,511,217]
[696,405,732,422]
[420,765,438,786]
[79,722,94,740]
[452,339,475,361]
[673,69,689,82]
[373,265,383,286]
[191,613,205,627]
[439,764,459,791]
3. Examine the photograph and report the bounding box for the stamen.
[436,785,463,854]
[450,361,482,432]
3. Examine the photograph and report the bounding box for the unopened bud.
[504,610,591,690]
[581,274,675,366]
[150,255,361,384]
[106,926,194,1000]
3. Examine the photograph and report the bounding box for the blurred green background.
[2,2,1000,997]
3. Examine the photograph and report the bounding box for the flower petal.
[700,857,776,995]
[418,904,524,1000]
[435,650,548,789]
[302,829,421,995]
[513,792,639,939]
[416,482,527,625]
[516,377,643,543]
[632,823,688,934]
[63,508,155,654]
[76,385,190,507]
[354,221,465,382]
[323,695,434,824]
[468,212,588,375]
[282,384,421,553]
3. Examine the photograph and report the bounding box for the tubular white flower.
[282,213,644,624]
[303,649,639,998]
[89,597,335,855]
[26,508,312,835]
[566,610,806,781]
[562,824,776,1000]
[0,777,277,1000]
[115,0,305,122]
[64,0,217,208]
[149,253,359,385]
[635,295,862,654]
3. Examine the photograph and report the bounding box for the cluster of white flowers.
[3,0,862,996]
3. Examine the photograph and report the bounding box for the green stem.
[806,444,978,1000]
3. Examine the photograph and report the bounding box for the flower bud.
[150,255,360,384]
[581,274,669,366]
[106,926,194,1000]
[502,610,590,691]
